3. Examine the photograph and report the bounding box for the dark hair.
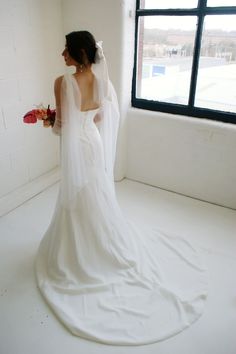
[65,31,97,65]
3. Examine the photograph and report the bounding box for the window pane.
[207,0,236,6]
[195,15,236,113]
[140,0,198,9]
[136,16,197,105]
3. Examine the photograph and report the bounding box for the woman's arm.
[94,112,102,124]
[93,105,104,132]
[52,76,63,135]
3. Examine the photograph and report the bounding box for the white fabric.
[57,46,119,209]
[35,61,208,345]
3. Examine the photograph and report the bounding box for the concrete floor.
[0,178,235,354]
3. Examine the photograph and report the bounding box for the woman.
[35,31,208,345]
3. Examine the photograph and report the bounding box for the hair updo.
[65,31,97,65]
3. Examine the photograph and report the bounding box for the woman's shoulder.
[54,75,64,86]
[54,75,65,94]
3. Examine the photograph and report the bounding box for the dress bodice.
[78,108,100,129]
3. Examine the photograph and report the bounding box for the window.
[132,0,236,124]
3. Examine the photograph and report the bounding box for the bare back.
[72,72,99,112]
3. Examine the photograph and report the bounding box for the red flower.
[23,110,38,124]
[23,105,56,127]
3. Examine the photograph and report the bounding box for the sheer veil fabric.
[35,42,208,345]
[60,41,119,210]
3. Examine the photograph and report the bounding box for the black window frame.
[132,0,236,124]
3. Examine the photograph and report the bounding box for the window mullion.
[132,2,140,102]
[188,0,206,107]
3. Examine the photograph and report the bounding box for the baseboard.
[0,167,60,217]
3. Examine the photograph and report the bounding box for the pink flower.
[35,109,47,120]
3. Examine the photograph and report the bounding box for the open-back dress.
[35,69,208,345]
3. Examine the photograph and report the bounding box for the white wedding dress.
[35,71,208,345]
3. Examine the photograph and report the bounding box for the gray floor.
[0,178,235,354]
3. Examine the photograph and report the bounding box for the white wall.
[0,0,64,201]
[126,109,236,209]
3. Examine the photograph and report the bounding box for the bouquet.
[23,104,56,127]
